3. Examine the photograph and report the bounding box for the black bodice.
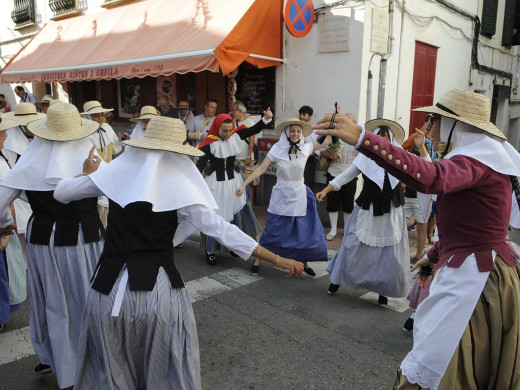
[355,174,404,216]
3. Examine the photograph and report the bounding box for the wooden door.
[409,42,438,136]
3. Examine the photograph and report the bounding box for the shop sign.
[284,0,314,38]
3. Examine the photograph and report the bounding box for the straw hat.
[274,118,312,137]
[365,119,405,145]
[177,101,192,109]
[0,117,19,132]
[123,116,204,157]
[130,105,159,122]
[413,87,506,140]
[27,102,99,142]
[4,103,46,126]
[80,100,114,115]
[36,95,54,109]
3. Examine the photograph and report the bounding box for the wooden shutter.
[502,0,516,46]
[481,0,498,36]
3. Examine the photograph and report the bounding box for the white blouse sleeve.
[54,176,105,203]
[0,185,22,227]
[330,164,361,191]
[177,204,258,259]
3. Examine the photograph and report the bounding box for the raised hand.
[313,113,361,145]
[263,107,273,121]
[83,146,102,175]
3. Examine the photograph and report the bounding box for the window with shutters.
[11,0,36,28]
[49,0,81,20]
[502,0,520,46]
[481,0,498,37]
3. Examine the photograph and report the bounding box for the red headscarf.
[197,113,246,149]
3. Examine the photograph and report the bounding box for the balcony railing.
[49,0,81,20]
[101,0,133,8]
[11,0,36,28]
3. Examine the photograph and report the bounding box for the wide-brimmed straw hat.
[36,95,54,109]
[4,103,46,126]
[0,117,19,131]
[80,100,114,115]
[413,87,506,140]
[365,119,405,145]
[177,101,192,109]
[274,118,312,137]
[123,116,204,157]
[28,102,99,142]
[130,105,159,122]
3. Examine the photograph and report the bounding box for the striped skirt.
[26,221,103,389]
[394,257,520,390]
[200,184,260,254]
[75,268,201,390]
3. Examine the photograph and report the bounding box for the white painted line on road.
[0,326,34,365]
[0,268,263,367]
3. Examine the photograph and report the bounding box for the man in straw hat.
[52,116,303,389]
[237,117,331,277]
[314,87,520,389]
[176,100,195,130]
[127,105,159,140]
[0,102,103,389]
[196,109,272,265]
[80,100,122,162]
[0,115,27,333]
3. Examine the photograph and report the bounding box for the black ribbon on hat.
[435,103,459,117]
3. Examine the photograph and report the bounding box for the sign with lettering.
[234,63,275,118]
[284,0,315,38]
[370,8,389,54]
[318,9,351,53]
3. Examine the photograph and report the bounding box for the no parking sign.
[284,0,314,38]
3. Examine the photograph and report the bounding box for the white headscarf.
[4,126,31,155]
[130,120,146,139]
[441,117,520,177]
[88,146,217,212]
[1,136,103,191]
[354,127,401,189]
[268,126,311,161]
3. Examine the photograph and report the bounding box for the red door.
[409,42,438,136]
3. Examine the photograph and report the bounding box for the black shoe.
[377,295,388,305]
[407,222,417,232]
[328,283,340,295]
[206,253,216,266]
[251,264,260,275]
[304,267,316,277]
[0,323,3,332]
[34,363,52,375]
[403,317,414,331]
[174,244,182,249]
[229,251,239,257]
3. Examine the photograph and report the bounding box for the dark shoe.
[403,317,414,331]
[174,244,182,249]
[206,253,216,266]
[377,295,388,305]
[34,363,52,375]
[229,251,239,258]
[304,267,316,277]
[251,264,260,275]
[0,323,3,332]
[328,283,340,295]
[407,222,417,232]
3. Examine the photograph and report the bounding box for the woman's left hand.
[0,235,9,250]
[263,107,273,121]
[236,186,245,197]
[0,224,16,236]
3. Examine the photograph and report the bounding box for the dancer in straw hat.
[195,109,273,265]
[127,105,160,139]
[0,116,26,332]
[314,87,520,390]
[236,118,330,276]
[81,100,122,162]
[316,119,409,304]
[0,102,103,389]
[53,116,304,389]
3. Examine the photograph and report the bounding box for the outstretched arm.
[236,157,272,196]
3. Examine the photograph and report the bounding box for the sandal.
[206,253,216,266]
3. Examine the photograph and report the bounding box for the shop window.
[49,0,81,20]
[502,0,520,46]
[11,0,36,28]
[481,0,498,37]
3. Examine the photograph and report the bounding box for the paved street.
[1,222,519,390]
